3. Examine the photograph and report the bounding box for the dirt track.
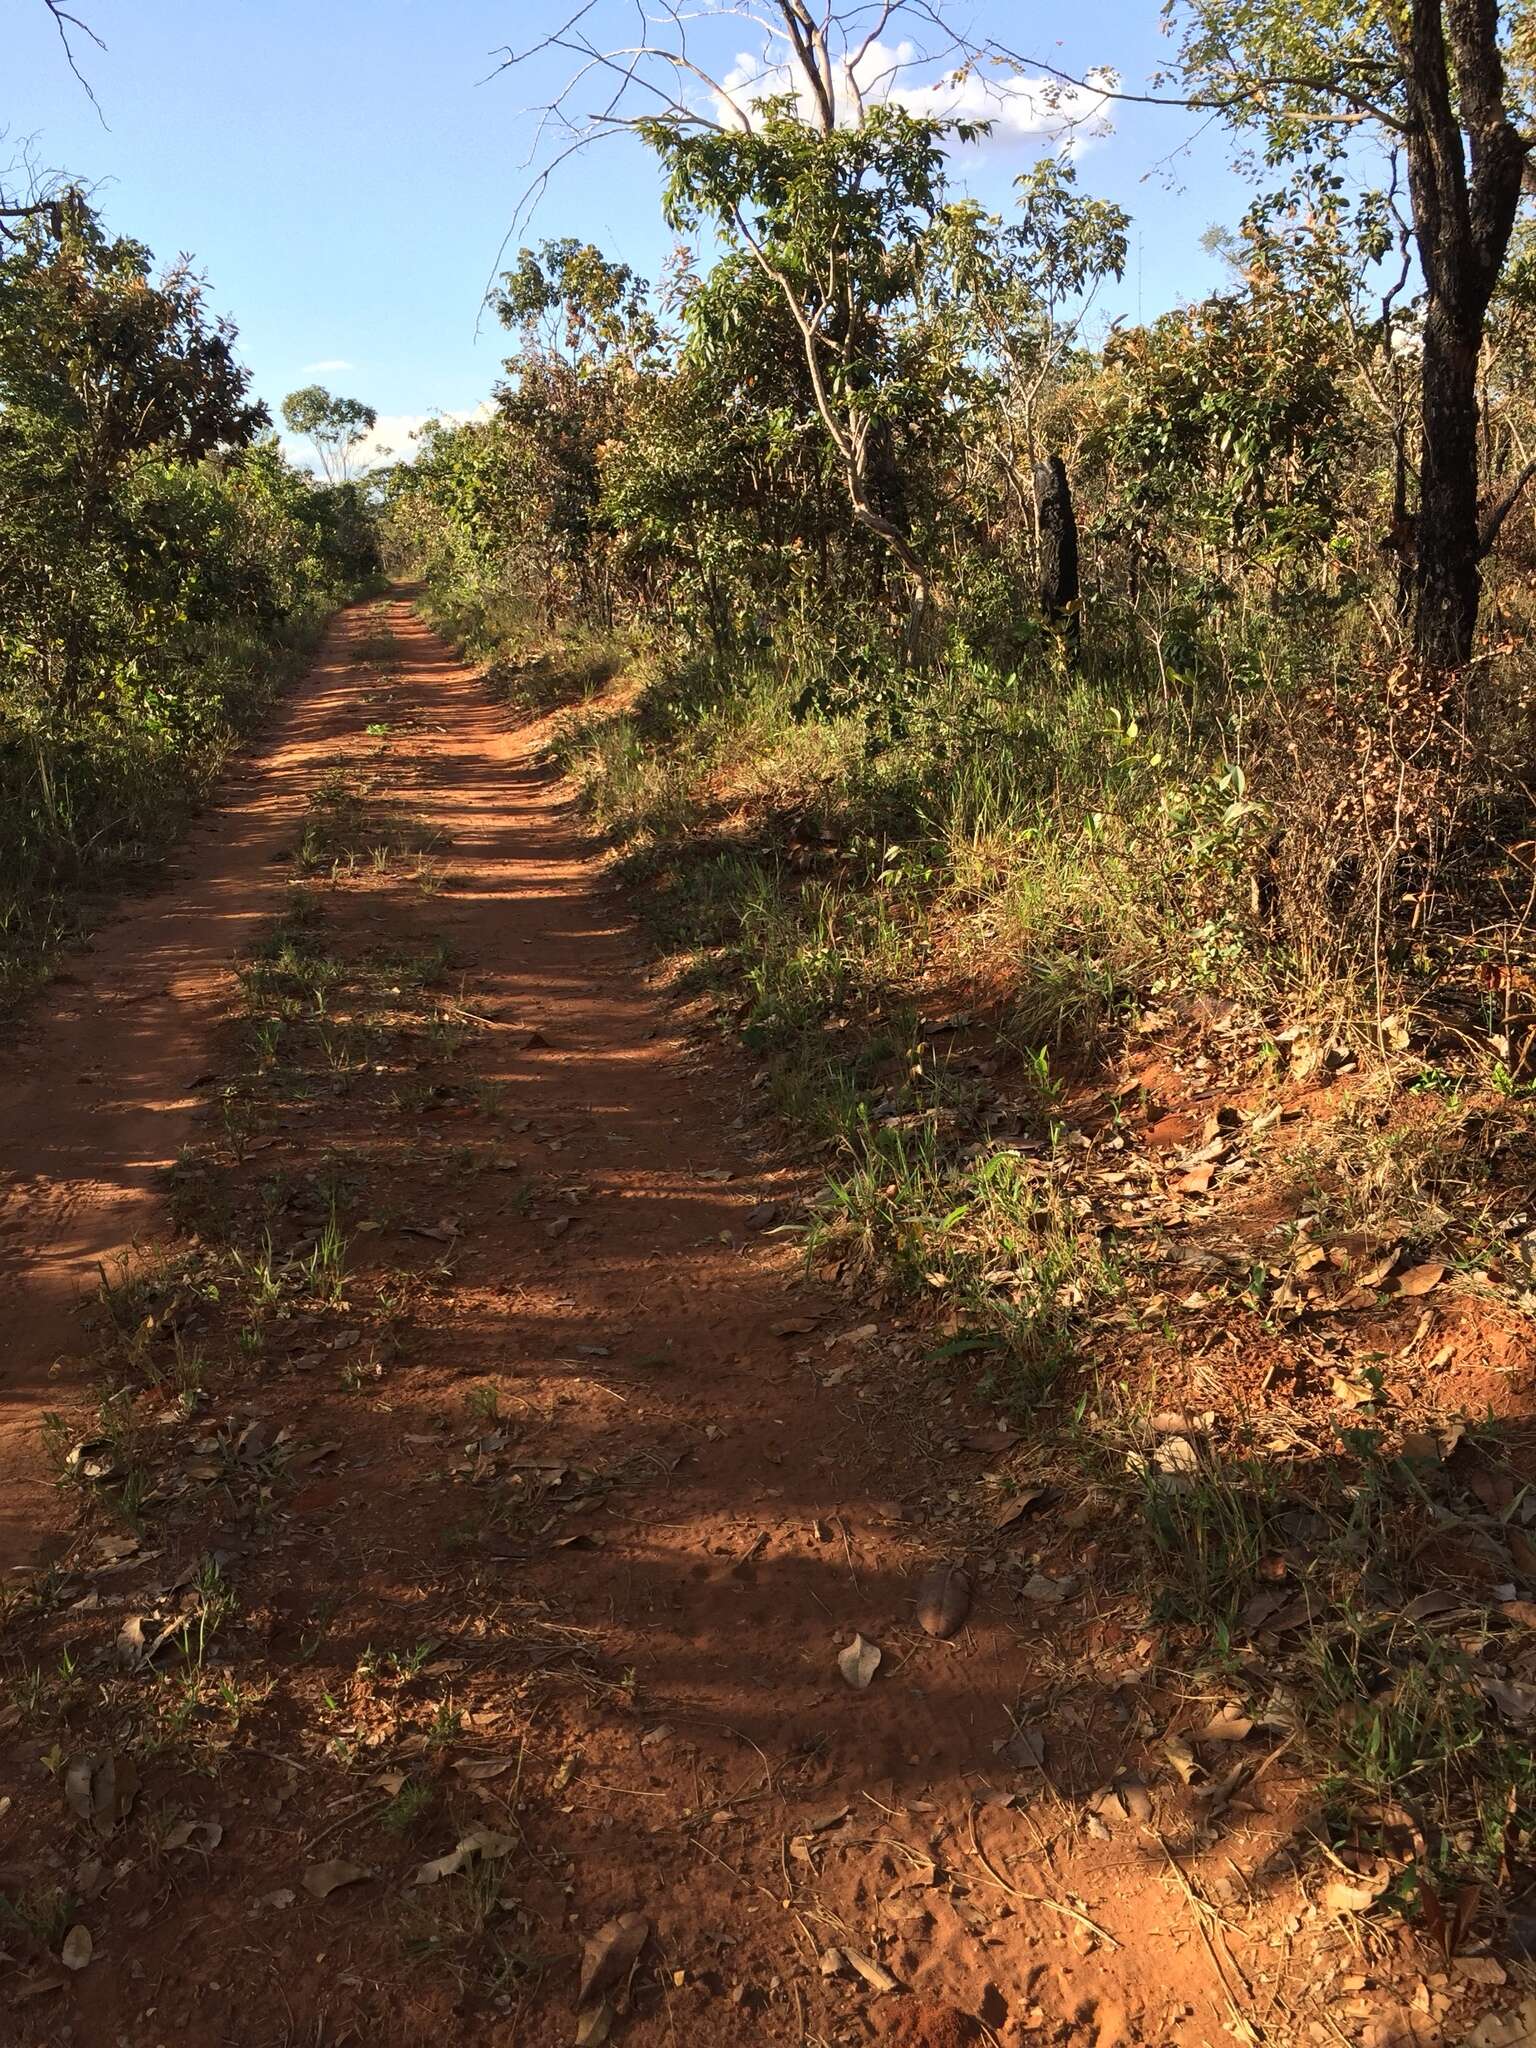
[0,596,1299,2046]
[0,626,374,1569]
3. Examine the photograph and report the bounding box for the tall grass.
[0,611,330,1007]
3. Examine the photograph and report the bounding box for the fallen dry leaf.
[805,1804,850,1834]
[843,1950,901,1995]
[1126,1437,1199,1488]
[1021,1571,1076,1603]
[1403,1590,1461,1623]
[1467,1465,1517,1514]
[999,1726,1046,1770]
[1355,1246,1401,1289]
[1480,1677,1536,1722]
[1392,1261,1446,1298]
[1419,1878,1482,1963]
[65,1439,122,1484]
[1462,1996,1536,2048]
[1150,1409,1215,1436]
[401,1219,459,1244]
[992,1486,1048,1530]
[412,1846,471,1887]
[409,1828,517,1886]
[1239,1585,1296,1632]
[454,1758,515,1783]
[60,1925,91,1971]
[1198,1707,1254,1743]
[303,1859,369,1899]
[12,1972,67,2002]
[1332,1373,1377,1409]
[1160,1430,1205,1474]
[576,2002,616,2048]
[1322,1876,1389,1915]
[1093,1773,1152,1825]
[64,1751,138,1838]
[164,1819,222,1853]
[837,1633,882,1689]
[958,1427,1025,1454]
[1164,1734,1201,1784]
[1457,1959,1510,1989]
[915,1562,973,1640]
[578,1911,651,2012]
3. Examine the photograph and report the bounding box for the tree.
[281,384,378,485]
[1167,0,1535,668]
[494,2,1104,663]
[0,193,269,712]
[649,101,964,662]
[486,240,663,627]
[940,157,1129,580]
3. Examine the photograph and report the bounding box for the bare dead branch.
[1479,458,1536,557]
[42,0,107,121]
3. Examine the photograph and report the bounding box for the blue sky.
[8,1,1249,465]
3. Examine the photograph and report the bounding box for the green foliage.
[386,81,1536,1022]
[280,384,379,484]
[0,189,381,999]
[493,238,658,360]
[0,195,266,717]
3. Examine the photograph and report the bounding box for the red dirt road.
[0,598,1311,2046]
[0,621,373,1569]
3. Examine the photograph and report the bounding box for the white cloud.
[713,39,1111,151]
[299,357,355,375]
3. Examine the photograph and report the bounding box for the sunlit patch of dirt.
[2,597,1533,2047]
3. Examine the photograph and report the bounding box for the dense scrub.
[385,143,1536,1092]
[0,192,380,1000]
[382,34,1536,1903]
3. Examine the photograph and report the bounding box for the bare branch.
[939,10,1407,136]
[0,196,65,244]
[1480,458,1536,557]
[42,1,108,122]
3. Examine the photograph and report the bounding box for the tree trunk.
[1399,0,1529,668]
[1415,308,1481,666]
[1033,454,1080,646]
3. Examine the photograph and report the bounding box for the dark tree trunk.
[1400,0,1529,667]
[1415,311,1482,665]
[1033,455,1080,643]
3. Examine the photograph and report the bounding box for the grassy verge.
[425,584,1536,1930]
[413,579,631,718]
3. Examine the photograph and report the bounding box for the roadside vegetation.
[5,0,1536,2016]
[383,0,1536,1946]
[0,190,381,1004]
